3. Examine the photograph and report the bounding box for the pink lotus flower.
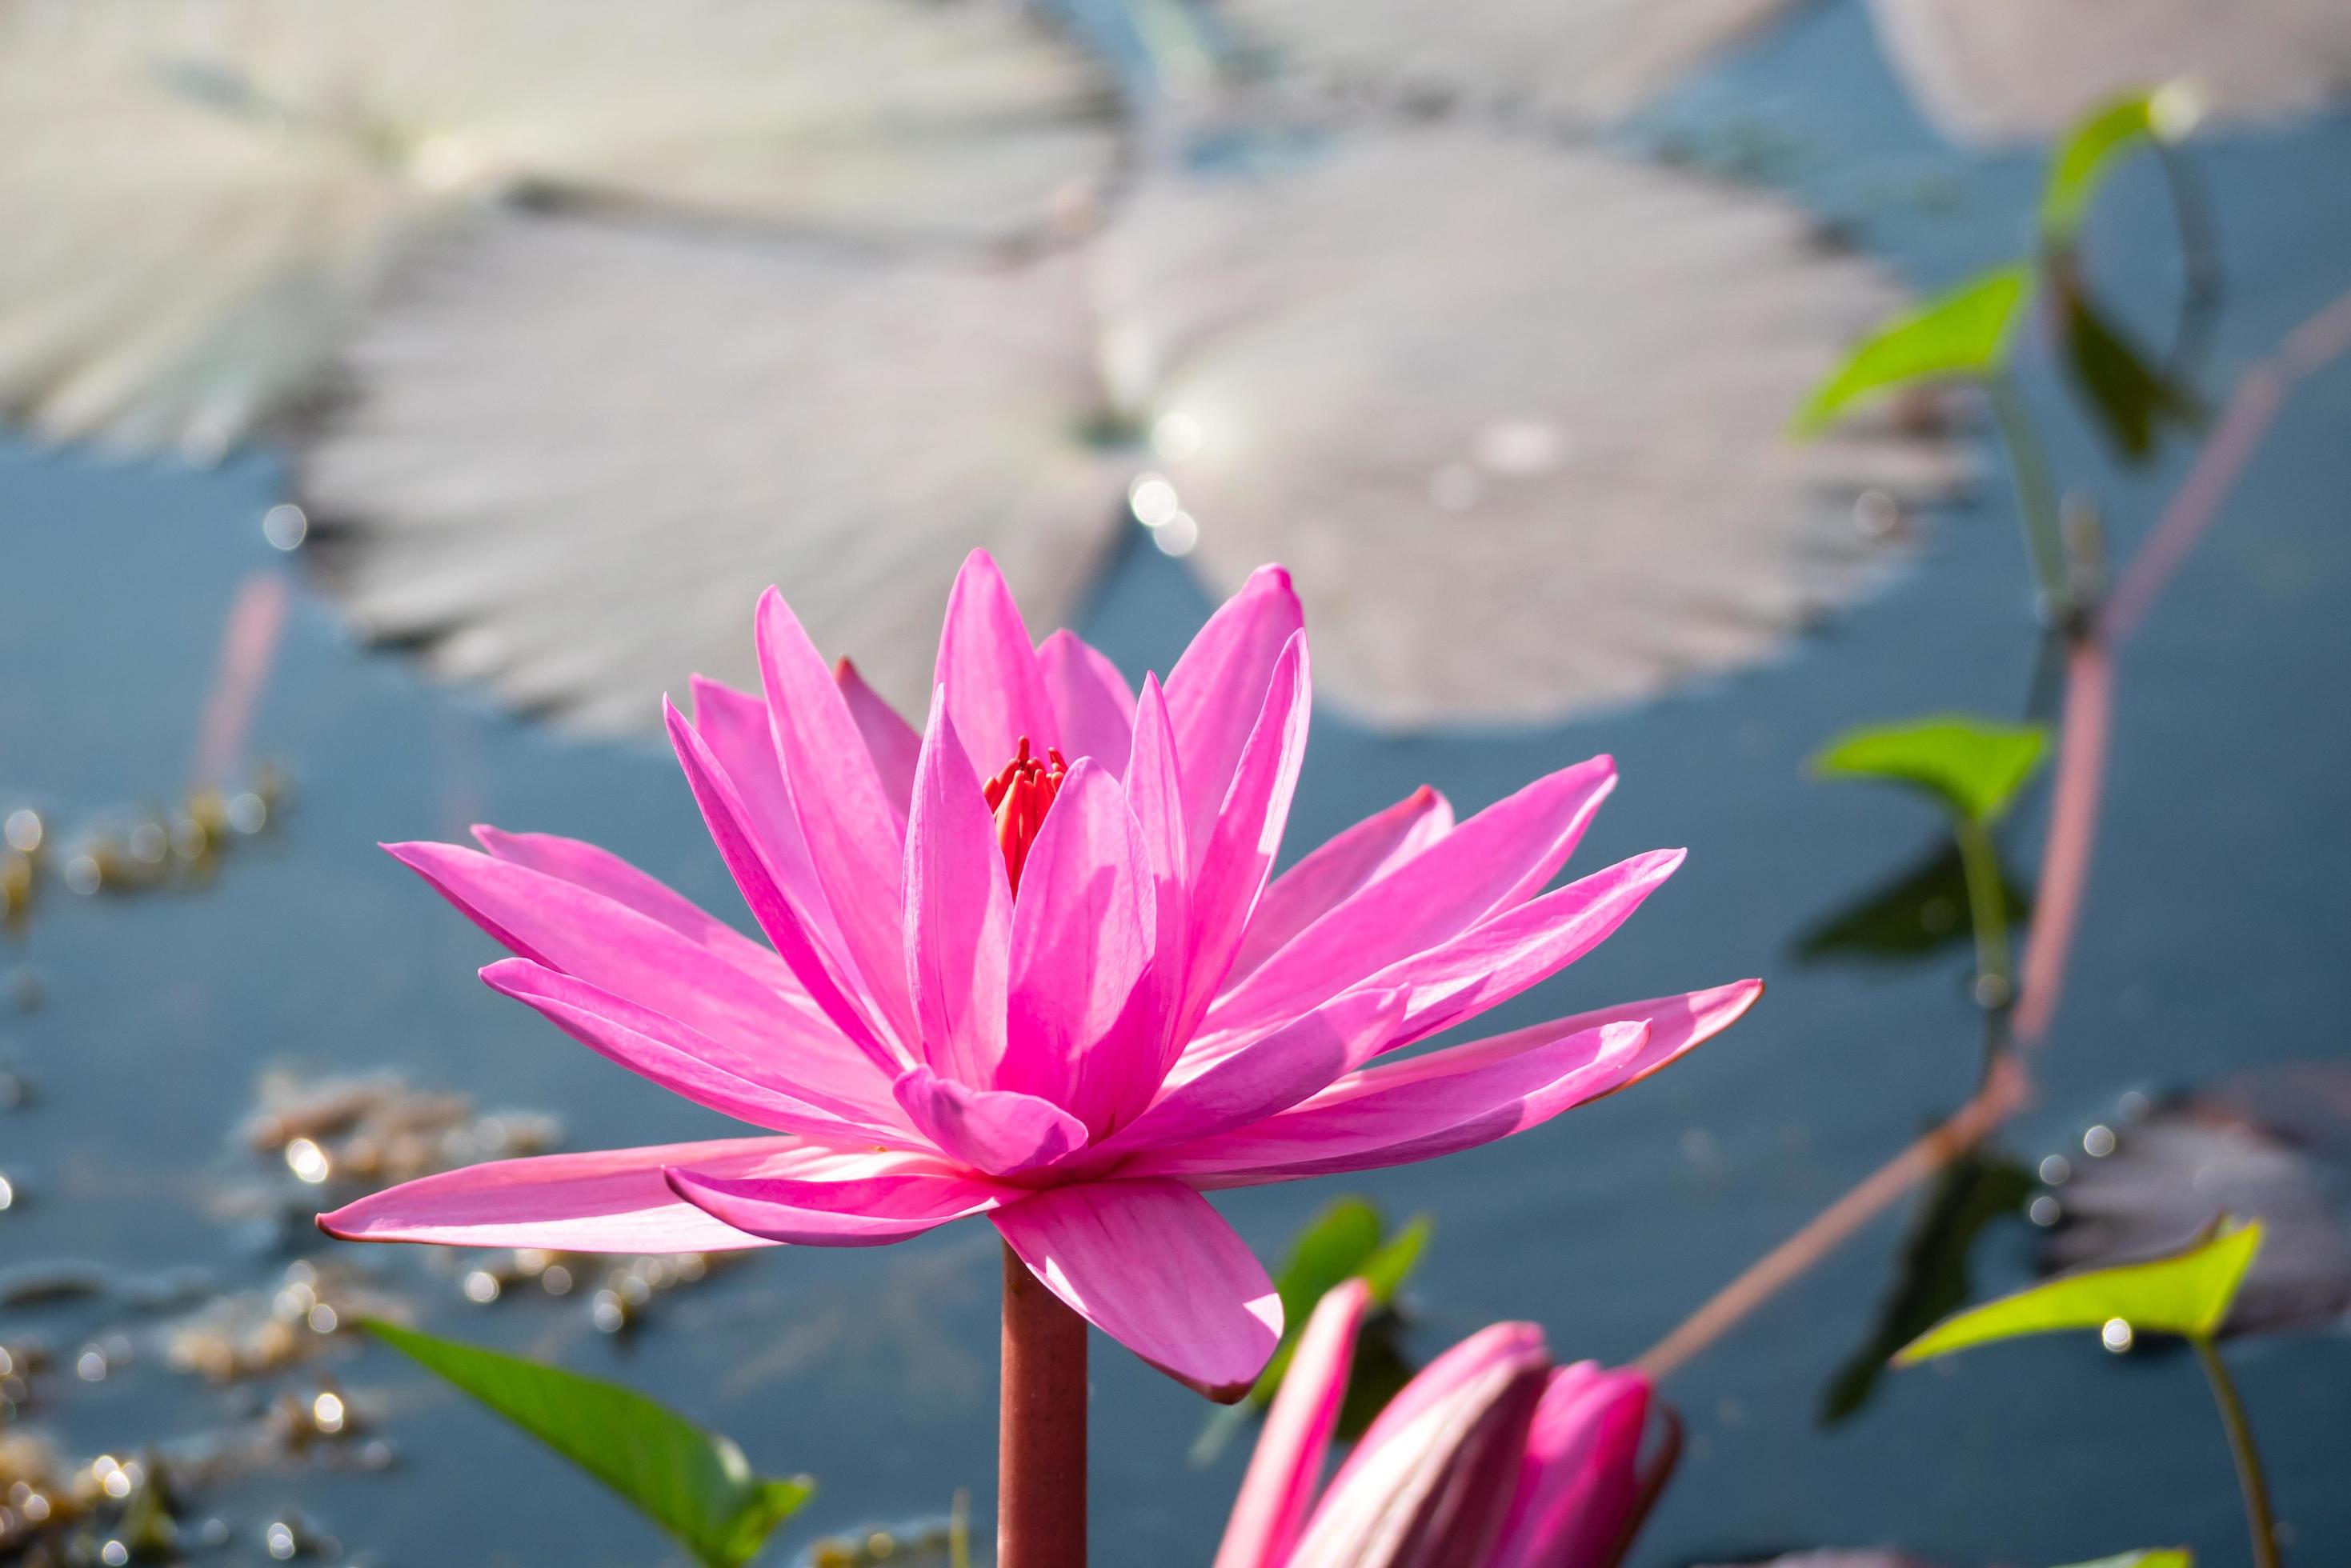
[322,553,1757,1398]
[1216,1280,1663,1568]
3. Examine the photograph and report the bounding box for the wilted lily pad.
[2039,1070,2351,1336]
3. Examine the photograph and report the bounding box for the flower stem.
[1985,373,2073,622]
[2193,1334,2281,1568]
[1000,1243,1087,1568]
[1953,817,2013,1012]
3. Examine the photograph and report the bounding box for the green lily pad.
[1812,715,2050,826]
[362,1319,811,1568]
[1794,266,2033,434]
[1895,1219,2262,1364]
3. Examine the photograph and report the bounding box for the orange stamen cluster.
[984,738,1067,895]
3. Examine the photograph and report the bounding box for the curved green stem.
[2156,142,2224,383]
[1985,374,2073,619]
[2193,1335,2281,1568]
[1953,818,2013,1011]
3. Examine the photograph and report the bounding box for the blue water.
[5,2,2350,1562]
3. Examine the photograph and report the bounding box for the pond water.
[6,2,2350,1563]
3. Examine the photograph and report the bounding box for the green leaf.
[2041,93,2160,242]
[1793,266,2033,434]
[1252,1198,1431,1403]
[1820,1151,2033,1424]
[1194,1198,1432,1464]
[2041,86,2200,243]
[1812,715,2050,826]
[2049,1552,2193,1568]
[2056,273,2203,463]
[362,1319,811,1568]
[1895,1219,2261,1364]
[1795,838,2033,966]
[1358,1214,1432,1302]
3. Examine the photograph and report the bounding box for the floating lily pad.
[0,0,1119,457]
[304,122,1961,731]
[1864,0,2351,143]
[1211,0,1800,126]
[300,214,1123,731]
[1099,126,1963,729]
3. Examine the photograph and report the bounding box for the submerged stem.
[1985,374,2073,620]
[1000,1244,1088,1568]
[1953,818,2013,1012]
[2156,142,2224,383]
[950,1488,973,1568]
[2193,1335,2281,1568]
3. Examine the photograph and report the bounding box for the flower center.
[983,738,1067,895]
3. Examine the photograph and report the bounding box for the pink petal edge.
[993,1179,1282,1401]
[1212,1279,1373,1568]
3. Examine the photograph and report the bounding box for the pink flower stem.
[190,570,289,788]
[2009,637,2110,1046]
[1000,1243,1088,1568]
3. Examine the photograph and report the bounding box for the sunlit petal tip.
[995,1180,1282,1400]
[320,1138,807,1252]
[662,1158,1004,1248]
[1241,562,1299,605]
